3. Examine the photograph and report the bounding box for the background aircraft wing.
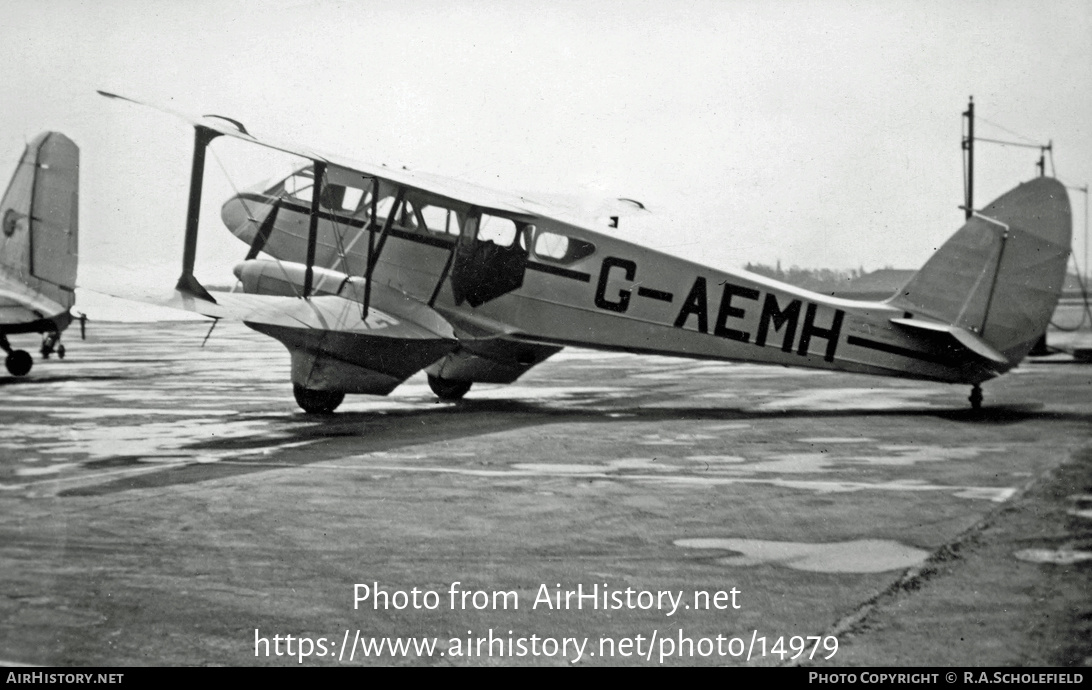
[0,274,69,326]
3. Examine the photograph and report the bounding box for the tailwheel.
[428,374,472,401]
[5,350,33,376]
[969,384,983,411]
[293,383,345,414]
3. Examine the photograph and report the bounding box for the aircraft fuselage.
[221,175,992,387]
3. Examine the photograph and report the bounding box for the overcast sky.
[1,0,1089,295]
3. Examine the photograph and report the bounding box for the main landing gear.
[293,383,345,414]
[428,374,472,401]
[969,384,983,411]
[1,335,33,376]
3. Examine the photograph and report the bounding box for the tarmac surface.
[0,320,1090,667]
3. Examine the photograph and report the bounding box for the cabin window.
[533,231,596,264]
[374,195,398,223]
[478,214,518,247]
[341,186,365,211]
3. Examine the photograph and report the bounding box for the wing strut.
[362,176,379,317]
[245,199,282,260]
[368,186,405,273]
[359,184,405,315]
[303,161,327,298]
[177,125,223,302]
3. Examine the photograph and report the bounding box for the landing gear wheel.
[428,374,472,401]
[293,384,345,414]
[5,350,33,376]
[969,384,983,411]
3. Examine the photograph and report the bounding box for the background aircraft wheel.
[969,384,983,410]
[293,384,345,414]
[428,374,472,401]
[57,344,66,359]
[6,350,33,376]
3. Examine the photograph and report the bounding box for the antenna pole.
[963,97,974,220]
[1037,141,1051,177]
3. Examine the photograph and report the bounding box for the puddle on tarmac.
[759,388,942,411]
[512,463,603,474]
[1013,549,1092,565]
[464,385,623,401]
[799,437,873,444]
[954,487,1016,502]
[638,433,718,446]
[1066,509,1092,520]
[675,537,930,573]
[705,423,752,432]
[686,455,748,464]
[513,458,670,474]
[15,463,76,477]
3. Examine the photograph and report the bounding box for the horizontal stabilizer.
[890,317,1009,367]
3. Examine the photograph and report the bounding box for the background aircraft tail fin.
[889,177,1071,365]
[0,132,79,309]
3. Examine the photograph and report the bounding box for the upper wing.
[98,90,645,225]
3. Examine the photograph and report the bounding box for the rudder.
[0,132,79,309]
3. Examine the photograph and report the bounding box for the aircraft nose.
[221,195,257,245]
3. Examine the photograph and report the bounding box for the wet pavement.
[0,321,1089,666]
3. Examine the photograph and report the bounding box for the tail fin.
[890,177,1071,365]
[0,132,79,309]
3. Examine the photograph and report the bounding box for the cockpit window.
[420,205,460,236]
[319,183,367,212]
[282,173,313,203]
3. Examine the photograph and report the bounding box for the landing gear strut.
[40,331,64,359]
[428,374,472,401]
[1,335,32,376]
[969,384,983,411]
[293,383,345,414]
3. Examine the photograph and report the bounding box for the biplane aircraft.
[0,132,80,376]
[99,91,1071,413]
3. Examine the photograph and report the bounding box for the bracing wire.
[211,147,308,300]
[975,115,1040,145]
[210,147,259,226]
[1049,254,1092,332]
